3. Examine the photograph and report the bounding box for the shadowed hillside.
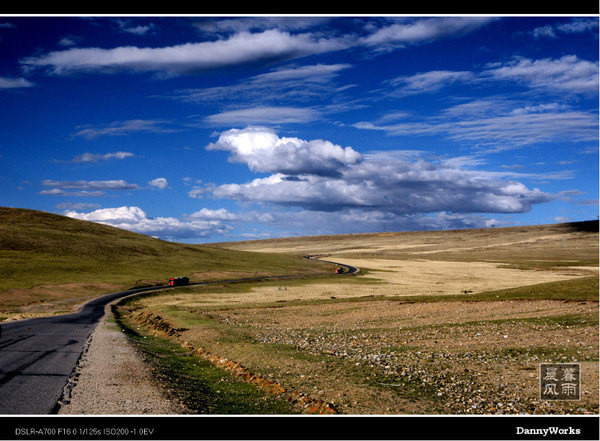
[0,207,329,318]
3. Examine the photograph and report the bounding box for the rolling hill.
[0,207,329,317]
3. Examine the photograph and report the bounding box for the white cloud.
[65,206,231,240]
[557,18,598,34]
[186,208,275,223]
[21,18,494,78]
[0,76,33,89]
[58,36,80,47]
[39,188,107,197]
[554,216,573,223]
[531,18,598,39]
[205,106,320,126]
[115,19,156,36]
[193,17,330,34]
[56,202,101,210]
[42,179,140,191]
[381,110,598,147]
[360,17,496,48]
[483,55,599,95]
[197,128,562,217]
[383,55,598,98]
[355,94,598,149]
[206,126,362,177]
[250,63,352,85]
[148,177,168,190]
[532,25,557,39]
[21,29,349,77]
[388,70,475,96]
[57,151,135,163]
[71,119,175,139]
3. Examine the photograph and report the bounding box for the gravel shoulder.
[58,302,188,415]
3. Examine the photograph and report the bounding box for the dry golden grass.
[125,221,598,415]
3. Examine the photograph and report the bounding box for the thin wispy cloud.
[21,29,350,76]
[0,76,33,88]
[171,64,352,105]
[354,97,598,150]
[55,151,135,163]
[204,106,320,126]
[42,179,141,191]
[71,119,176,139]
[531,17,598,39]
[20,18,494,77]
[483,55,599,95]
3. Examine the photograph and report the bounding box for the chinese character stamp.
[540,363,580,400]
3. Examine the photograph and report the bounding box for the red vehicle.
[335,267,345,274]
[169,277,189,287]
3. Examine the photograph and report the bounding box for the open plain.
[119,221,599,415]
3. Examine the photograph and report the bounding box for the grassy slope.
[0,207,329,312]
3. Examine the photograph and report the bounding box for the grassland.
[119,220,598,415]
[3,206,597,414]
[0,207,330,320]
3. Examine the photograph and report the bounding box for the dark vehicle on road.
[169,276,189,286]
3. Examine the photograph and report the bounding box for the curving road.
[0,285,168,414]
[0,260,359,415]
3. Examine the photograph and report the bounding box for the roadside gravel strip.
[58,300,188,415]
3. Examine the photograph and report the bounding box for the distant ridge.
[0,207,326,296]
[210,219,599,248]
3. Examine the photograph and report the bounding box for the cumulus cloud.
[65,206,231,240]
[148,177,168,190]
[206,126,362,177]
[197,128,562,218]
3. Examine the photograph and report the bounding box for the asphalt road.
[0,286,166,414]
[0,260,357,415]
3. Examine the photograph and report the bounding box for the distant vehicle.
[169,277,189,287]
[335,267,345,274]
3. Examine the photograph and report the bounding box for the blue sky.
[0,16,598,243]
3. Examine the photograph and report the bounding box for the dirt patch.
[0,283,123,321]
